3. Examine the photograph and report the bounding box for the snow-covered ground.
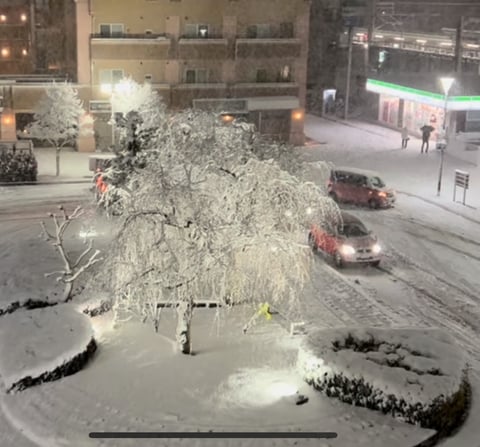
[1,117,480,446]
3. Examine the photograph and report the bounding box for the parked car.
[308,211,382,268]
[328,167,396,209]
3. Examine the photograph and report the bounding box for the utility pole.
[454,16,464,73]
[366,0,377,72]
[344,26,353,120]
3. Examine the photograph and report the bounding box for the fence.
[0,140,34,153]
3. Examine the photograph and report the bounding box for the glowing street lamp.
[437,76,454,196]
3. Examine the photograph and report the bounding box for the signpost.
[453,170,469,205]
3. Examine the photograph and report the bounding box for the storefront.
[368,78,480,135]
[402,100,444,140]
[368,78,480,164]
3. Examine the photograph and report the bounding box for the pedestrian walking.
[401,127,409,149]
[420,124,434,153]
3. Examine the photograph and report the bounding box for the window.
[99,23,124,37]
[278,65,291,82]
[100,69,124,85]
[144,74,153,82]
[185,69,207,83]
[256,69,268,83]
[246,24,271,38]
[185,24,209,38]
[279,22,294,38]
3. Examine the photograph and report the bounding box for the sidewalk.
[34,147,92,184]
[303,114,480,223]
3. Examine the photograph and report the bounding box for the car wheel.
[329,192,338,203]
[333,251,344,268]
[368,199,379,209]
[370,260,380,267]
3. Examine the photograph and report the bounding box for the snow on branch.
[40,205,103,302]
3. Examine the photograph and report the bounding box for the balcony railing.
[179,34,225,40]
[91,33,167,40]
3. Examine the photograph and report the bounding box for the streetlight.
[101,79,134,149]
[437,76,454,196]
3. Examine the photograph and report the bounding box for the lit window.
[22,48,28,56]
[20,13,27,22]
[1,48,10,57]
[0,15,6,22]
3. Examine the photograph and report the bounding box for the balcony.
[235,38,301,58]
[178,36,228,60]
[90,33,170,60]
[233,82,299,98]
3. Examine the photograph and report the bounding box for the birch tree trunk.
[63,281,73,302]
[176,299,193,354]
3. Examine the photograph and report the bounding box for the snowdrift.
[297,327,469,436]
[0,304,96,393]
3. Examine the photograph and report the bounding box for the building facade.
[78,0,310,148]
[2,0,311,148]
[0,0,76,140]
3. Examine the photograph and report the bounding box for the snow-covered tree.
[100,111,340,354]
[27,82,91,176]
[97,79,167,215]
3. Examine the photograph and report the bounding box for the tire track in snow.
[306,258,418,329]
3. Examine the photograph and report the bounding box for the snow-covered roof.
[333,166,383,178]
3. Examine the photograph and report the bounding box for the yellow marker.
[258,302,272,320]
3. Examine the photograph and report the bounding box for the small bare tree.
[40,205,102,302]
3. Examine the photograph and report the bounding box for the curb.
[398,191,480,225]
[0,179,92,186]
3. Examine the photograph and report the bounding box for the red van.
[328,167,396,209]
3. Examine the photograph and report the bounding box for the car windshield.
[370,176,385,188]
[340,222,370,237]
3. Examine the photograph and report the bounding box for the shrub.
[0,149,38,182]
[297,327,470,437]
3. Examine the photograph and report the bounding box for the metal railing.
[90,33,167,39]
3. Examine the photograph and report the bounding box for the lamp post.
[437,77,454,196]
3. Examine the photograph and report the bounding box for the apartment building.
[0,0,76,140]
[76,0,311,148]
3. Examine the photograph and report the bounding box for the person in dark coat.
[420,125,435,153]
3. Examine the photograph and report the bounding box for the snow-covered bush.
[27,82,92,176]
[298,327,469,435]
[0,304,96,393]
[0,148,37,182]
[98,109,340,354]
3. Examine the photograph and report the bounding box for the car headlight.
[371,243,381,254]
[378,191,387,198]
[340,244,355,255]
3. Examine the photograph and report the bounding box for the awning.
[366,78,480,111]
